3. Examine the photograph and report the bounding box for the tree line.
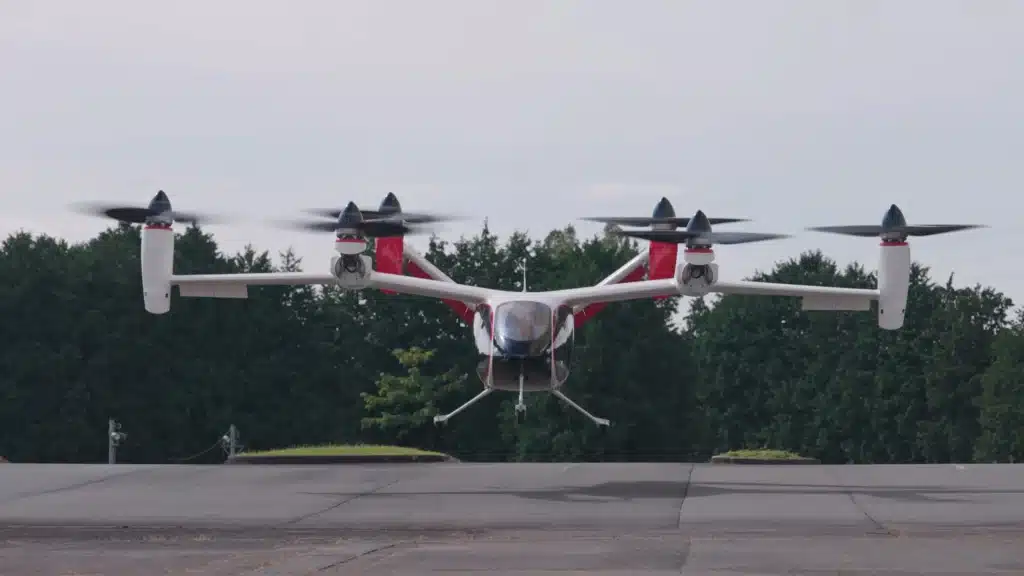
[0,221,1021,464]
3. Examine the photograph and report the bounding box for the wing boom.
[711,280,878,311]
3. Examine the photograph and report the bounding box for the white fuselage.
[469,297,575,392]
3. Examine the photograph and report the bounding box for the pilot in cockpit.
[494,302,552,356]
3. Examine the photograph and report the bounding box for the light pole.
[108,419,126,464]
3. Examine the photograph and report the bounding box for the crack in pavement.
[313,541,402,573]
[676,463,695,573]
[676,463,695,530]
[278,474,409,528]
[825,466,894,536]
[0,467,153,506]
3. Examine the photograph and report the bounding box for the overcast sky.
[1,1,1021,307]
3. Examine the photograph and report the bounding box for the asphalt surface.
[1,462,1023,574]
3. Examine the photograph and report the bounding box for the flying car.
[73,192,984,426]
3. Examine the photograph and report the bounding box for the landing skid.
[433,388,493,425]
[515,372,526,424]
[551,389,611,427]
[433,372,610,427]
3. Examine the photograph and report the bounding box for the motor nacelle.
[676,262,717,296]
[331,254,372,290]
[334,235,369,256]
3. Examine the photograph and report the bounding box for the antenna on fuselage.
[516,257,527,292]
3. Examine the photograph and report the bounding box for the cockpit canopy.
[472,300,573,358]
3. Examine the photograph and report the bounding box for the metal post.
[107,419,125,464]
[228,424,237,458]
[107,419,116,465]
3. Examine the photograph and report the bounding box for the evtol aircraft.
[75,192,984,427]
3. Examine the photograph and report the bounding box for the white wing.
[171,270,495,305]
[710,280,879,311]
[531,278,879,311]
[172,273,338,298]
[365,271,495,305]
[547,279,681,308]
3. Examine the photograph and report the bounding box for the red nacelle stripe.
[374,237,404,294]
[574,265,647,328]
[648,241,678,300]
[405,261,475,325]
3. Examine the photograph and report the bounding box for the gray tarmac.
[1,462,1023,574]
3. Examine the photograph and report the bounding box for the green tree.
[974,309,1024,463]
[361,347,469,450]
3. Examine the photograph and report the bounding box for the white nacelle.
[331,254,372,290]
[878,242,911,330]
[676,262,718,297]
[141,226,174,314]
[334,238,368,256]
[682,249,715,266]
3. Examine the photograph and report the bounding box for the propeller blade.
[608,229,789,245]
[360,219,417,237]
[806,225,883,237]
[808,204,986,238]
[303,208,459,225]
[277,219,345,233]
[165,210,223,225]
[273,218,428,237]
[71,193,224,225]
[303,208,347,219]
[899,224,987,236]
[581,216,749,227]
[808,224,986,237]
[365,211,461,224]
[73,204,156,224]
[608,229,700,242]
[705,231,792,245]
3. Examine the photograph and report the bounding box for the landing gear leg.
[434,388,493,425]
[514,370,526,424]
[551,390,610,427]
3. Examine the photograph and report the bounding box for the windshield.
[493,301,552,357]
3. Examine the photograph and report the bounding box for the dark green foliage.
[0,222,1018,464]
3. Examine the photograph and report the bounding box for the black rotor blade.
[359,219,417,237]
[275,218,427,237]
[72,202,223,225]
[304,208,345,219]
[808,224,985,237]
[303,208,459,224]
[364,211,458,224]
[72,203,156,223]
[900,224,986,236]
[608,229,699,242]
[609,229,789,244]
[581,216,749,227]
[805,225,884,237]
[280,220,344,233]
[704,231,792,245]
[166,210,223,225]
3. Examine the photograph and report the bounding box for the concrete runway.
[1,462,1023,574]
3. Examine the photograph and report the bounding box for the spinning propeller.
[302,192,459,225]
[582,197,749,228]
[808,204,986,241]
[282,200,436,238]
[72,190,217,225]
[606,209,790,247]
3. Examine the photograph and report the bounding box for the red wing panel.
[648,241,678,300]
[406,261,475,325]
[573,266,646,328]
[374,237,404,294]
